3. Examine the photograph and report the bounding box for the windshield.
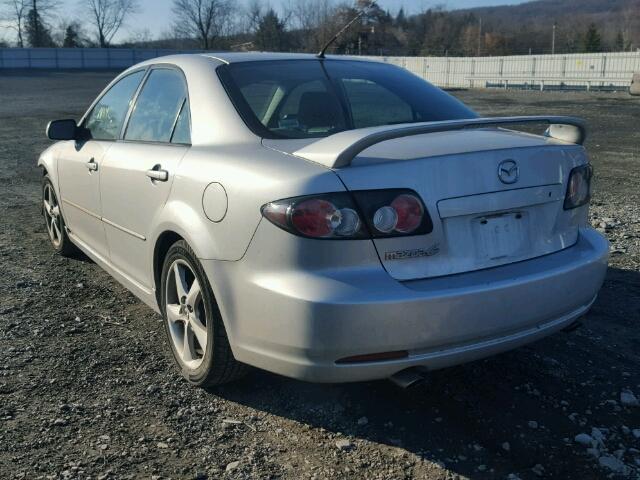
[217,59,477,139]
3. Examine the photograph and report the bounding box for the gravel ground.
[0,70,639,480]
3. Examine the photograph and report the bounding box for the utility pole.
[477,17,482,57]
[552,22,556,55]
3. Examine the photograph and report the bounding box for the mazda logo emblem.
[498,159,519,184]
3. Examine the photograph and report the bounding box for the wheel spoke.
[174,264,188,300]
[166,303,182,323]
[190,316,208,350]
[182,324,194,362]
[43,199,51,214]
[52,220,61,240]
[186,279,201,309]
[51,205,60,217]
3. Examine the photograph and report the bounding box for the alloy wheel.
[165,259,208,369]
[43,183,62,248]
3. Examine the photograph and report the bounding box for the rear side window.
[84,70,145,141]
[125,69,189,143]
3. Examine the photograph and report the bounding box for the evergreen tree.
[25,7,55,47]
[255,9,288,52]
[614,31,625,51]
[63,24,81,47]
[583,23,601,53]
[395,7,407,27]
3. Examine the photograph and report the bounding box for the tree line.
[1,0,638,56]
[0,0,138,48]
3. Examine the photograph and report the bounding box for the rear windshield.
[217,59,477,139]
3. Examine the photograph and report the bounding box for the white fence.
[1,48,639,91]
[374,52,640,90]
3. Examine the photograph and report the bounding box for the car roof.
[199,51,363,64]
[134,51,378,70]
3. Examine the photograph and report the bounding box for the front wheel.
[160,240,247,386]
[42,176,77,256]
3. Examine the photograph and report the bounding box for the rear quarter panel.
[150,143,345,262]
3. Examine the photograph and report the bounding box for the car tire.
[160,240,248,386]
[42,175,78,257]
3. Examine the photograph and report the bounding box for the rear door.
[99,67,191,290]
[57,70,146,260]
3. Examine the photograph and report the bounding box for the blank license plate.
[472,212,529,260]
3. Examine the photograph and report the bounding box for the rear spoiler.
[293,116,587,169]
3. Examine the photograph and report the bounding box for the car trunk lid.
[264,128,588,281]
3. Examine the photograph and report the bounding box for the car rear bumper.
[203,227,608,383]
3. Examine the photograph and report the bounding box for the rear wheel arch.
[157,237,248,385]
[151,217,220,307]
[153,230,184,306]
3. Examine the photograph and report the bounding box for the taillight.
[391,194,424,233]
[261,190,432,239]
[290,199,336,237]
[351,189,433,238]
[262,193,367,239]
[564,164,593,210]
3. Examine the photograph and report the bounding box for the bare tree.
[289,0,338,52]
[1,0,28,47]
[171,0,235,50]
[83,0,139,47]
[244,0,263,34]
[1,0,57,47]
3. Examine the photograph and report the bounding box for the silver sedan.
[39,53,608,386]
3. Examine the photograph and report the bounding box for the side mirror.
[47,119,78,141]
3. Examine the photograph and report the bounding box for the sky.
[1,0,528,44]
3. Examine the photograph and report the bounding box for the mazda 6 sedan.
[39,53,609,386]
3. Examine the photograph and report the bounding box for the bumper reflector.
[336,350,409,364]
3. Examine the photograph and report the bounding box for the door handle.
[86,158,98,172]
[146,166,169,182]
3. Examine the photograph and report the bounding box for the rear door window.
[125,69,188,143]
[171,101,191,145]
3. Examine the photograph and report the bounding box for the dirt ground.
[0,70,639,480]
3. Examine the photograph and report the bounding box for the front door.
[57,70,146,260]
[99,67,192,290]
[57,140,109,258]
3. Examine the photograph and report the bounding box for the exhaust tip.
[388,367,428,389]
[562,319,584,333]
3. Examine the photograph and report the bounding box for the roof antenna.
[317,1,374,59]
